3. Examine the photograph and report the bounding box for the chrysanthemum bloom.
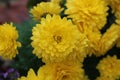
[38,62,88,80]
[0,23,21,60]
[18,69,39,80]
[65,0,108,30]
[31,15,88,63]
[30,2,62,21]
[0,0,29,24]
[98,24,120,56]
[77,23,120,56]
[78,25,102,56]
[97,55,120,80]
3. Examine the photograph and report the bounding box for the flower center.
[53,35,62,43]
[62,75,68,79]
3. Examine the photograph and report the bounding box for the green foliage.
[27,0,45,8]
[11,19,44,76]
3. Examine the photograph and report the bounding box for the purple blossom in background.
[0,67,20,80]
[0,57,20,80]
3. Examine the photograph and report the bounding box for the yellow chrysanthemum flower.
[38,62,88,80]
[65,0,108,30]
[77,23,120,56]
[98,24,120,56]
[30,2,62,21]
[97,55,120,80]
[18,69,39,80]
[31,14,88,63]
[78,25,102,56]
[0,23,21,60]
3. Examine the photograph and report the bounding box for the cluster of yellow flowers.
[97,56,120,80]
[65,0,108,30]
[20,0,89,80]
[31,14,88,63]
[19,61,88,80]
[18,0,120,79]
[0,23,21,60]
[0,0,118,80]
